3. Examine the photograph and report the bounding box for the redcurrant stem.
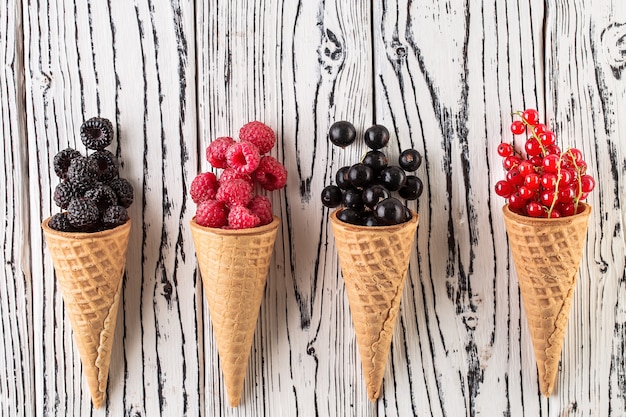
[547,153,564,218]
[513,111,547,157]
[567,148,584,212]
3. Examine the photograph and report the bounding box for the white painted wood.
[0,0,624,415]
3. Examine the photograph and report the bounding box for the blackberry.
[48,212,75,232]
[67,155,98,192]
[53,181,80,209]
[67,197,100,230]
[85,184,118,212]
[102,205,129,228]
[89,150,119,182]
[80,117,114,150]
[108,178,134,208]
[53,148,81,180]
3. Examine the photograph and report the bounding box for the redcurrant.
[495,180,515,197]
[539,131,556,146]
[497,142,514,157]
[525,138,543,156]
[508,191,526,210]
[526,201,545,217]
[519,185,535,200]
[506,167,525,186]
[533,123,548,135]
[510,121,526,135]
[541,190,556,206]
[522,109,540,125]
[558,186,575,203]
[542,154,561,173]
[503,155,521,170]
[541,173,558,190]
[524,173,541,190]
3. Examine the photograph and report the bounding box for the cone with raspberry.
[190,215,279,406]
[330,208,418,401]
[502,203,591,396]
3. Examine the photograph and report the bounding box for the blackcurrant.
[362,184,390,209]
[364,125,390,150]
[362,214,382,226]
[321,185,343,208]
[379,166,406,191]
[328,121,357,148]
[398,175,423,200]
[362,150,388,173]
[373,197,405,225]
[342,188,364,211]
[347,163,374,188]
[399,149,422,171]
[336,166,351,190]
[337,208,362,225]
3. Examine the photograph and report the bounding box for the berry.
[335,166,352,190]
[89,150,119,182]
[321,185,343,208]
[80,117,114,150]
[522,109,540,126]
[398,176,423,200]
[539,131,556,146]
[503,155,520,170]
[524,138,543,156]
[247,195,273,225]
[190,172,219,204]
[336,208,361,225]
[497,143,513,157]
[206,137,235,168]
[533,123,548,135]
[102,205,129,228]
[506,167,524,186]
[67,197,100,230]
[342,188,364,211]
[524,173,541,190]
[580,175,595,193]
[510,120,525,135]
[67,155,99,192]
[85,184,118,212]
[518,160,535,176]
[518,185,535,200]
[508,191,526,210]
[540,173,557,190]
[254,155,288,191]
[216,178,253,206]
[108,178,134,208]
[362,214,381,226]
[228,205,261,229]
[328,121,357,148]
[542,154,560,173]
[226,141,261,174]
[526,201,545,217]
[495,180,515,198]
[53,148,81,180]
[48,212,75,232]
[380,166,406,191]
[399,149,422,171]
[364,125,390,150]
[362,150,388,173]
[54,181,80,209]
[558,186,575,203]
[218,168,252,184]
[362,184,390,209]
[347,163,374,188]
[373,197,405,225]
[239,121,276,154]
[195,199,229,228]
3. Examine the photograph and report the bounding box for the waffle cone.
[330,209,418,401]
[190,216,279,407]
[502,204,591,396]
[41,218,131,408]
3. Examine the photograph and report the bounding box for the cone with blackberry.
[496,109,594,396]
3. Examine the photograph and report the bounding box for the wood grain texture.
[0,0,624,415]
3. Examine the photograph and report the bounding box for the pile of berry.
[191,121,287,229]
[49,117,134,232]
[321,121,423,226]
[495,108,595,218]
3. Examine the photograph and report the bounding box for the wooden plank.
[22,0,199,414]
[0,1,34,416]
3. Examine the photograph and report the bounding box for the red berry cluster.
[191,121,287,229]
[495,109,595,218]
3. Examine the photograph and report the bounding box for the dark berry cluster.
[495,109,595,218]
[322,121,423,226]
[49,117,133,232]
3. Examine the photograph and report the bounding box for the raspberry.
[80,117,114,150]
[216,178,253,206]
[248,195,273,225]
[227,205,260,229]
[206,137,235,168]
[254,156,287,191]
[53,181,80,209]
[53,148,81,180]
[239,121,276,154]
[190,172,218,204]
[102,205,129,228]
[85,184,118,212]
[218,168,252,184]
[108,178,134,208]
[89,150,119,182]
[67,197,100,230]
[195,199,229,228]
[48,212,75,232]
[67,155,99,192]
[225,141,261,174]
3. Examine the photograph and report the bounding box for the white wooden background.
[1,0,625,415]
